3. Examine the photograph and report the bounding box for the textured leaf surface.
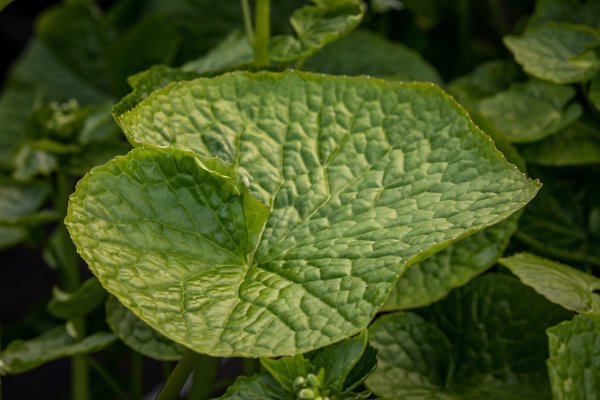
[500,253,600,313]
[269,0,364,63]
[516,166,600,267]
[367,312,453,400]
[305,30,441,83]
[518,117,600,166]
[0,325,115,375]
[71,71,539,357]
[504,22,600,84]
[478,80,581,143]
[368,275,573,399]
[47,277,106,320]
[547,312,600,400]
[383,215,518,310]
[105,296,185,361]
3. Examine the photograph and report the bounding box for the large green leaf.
[518,117,600,166]
[105,296,186,361]
[516,166,600,267]
[547,312,600,399]
[367,275,573,399]
[478,80,582,143]
[504,22,600,84]
[70,71,539,357]
[269,0,365,63]
[383,215,519,310]
[0,325,115,375]
[499,253,600,313]
[304,30,442,83]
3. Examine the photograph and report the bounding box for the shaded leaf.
[47,278,106,320]
[590,74,600,112]
[304,29,441,83]
[215,373,287,400]
[547,312,600,400]
[0,179,50,224]
[499,253,600,313]
[0,325,115,375]
[504,22,600,84]
[518,117,600,166]
[527,0,600,29]
[182,30,253,75]
[478,80,581,143]
[105,296,185,361]
[516,166,600,267]
[368,275,573,399]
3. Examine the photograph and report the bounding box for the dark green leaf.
[215,373,287,400]
[47,278,106,320]
[527,0,600,29]
[304,30,441,83]
[0,325,115,375]
[105,296,185,361]
[589,74,600,112]
[518,117,600,166]
[516,166,600,267]
[499,253,600,313]
[547,312,600,399]
[368,275,573,399]
[0,179,50,224]
[0,226,27,250]
[182,30,253,75]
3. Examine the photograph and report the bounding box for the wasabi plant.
[1,0,599,399]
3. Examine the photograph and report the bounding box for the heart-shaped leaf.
[68,71,540,357]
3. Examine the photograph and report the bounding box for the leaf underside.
[67,71,539,357]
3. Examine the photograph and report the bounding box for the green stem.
[56,172,90,400]
[241,0,254,44]
[85,355,129,400]
[156,350,203,400]
[131,351,143,400]
[253,0,271,66]
[188,356,220,400]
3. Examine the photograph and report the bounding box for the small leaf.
[499,253,600,313]
[71,71,540,357]
[368,275,573,399]
[47,278,106,320]
[305,29,441,83]
[269,0,365,63]
[215,373,287,400]
[0,325,115,375]
[504,22,600,84]
[478,80,582,143]
[105,296,186,361]
[0,226,27,250]
[260,355,310,392]
[547,312,600,400]
[518,117,600,166]
[383,214,519,310]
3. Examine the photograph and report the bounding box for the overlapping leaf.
[68,71,539,357]
[547,313,600,399]
[367,275,573,399]
[500,253,600,313]
[504,22,600,84]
